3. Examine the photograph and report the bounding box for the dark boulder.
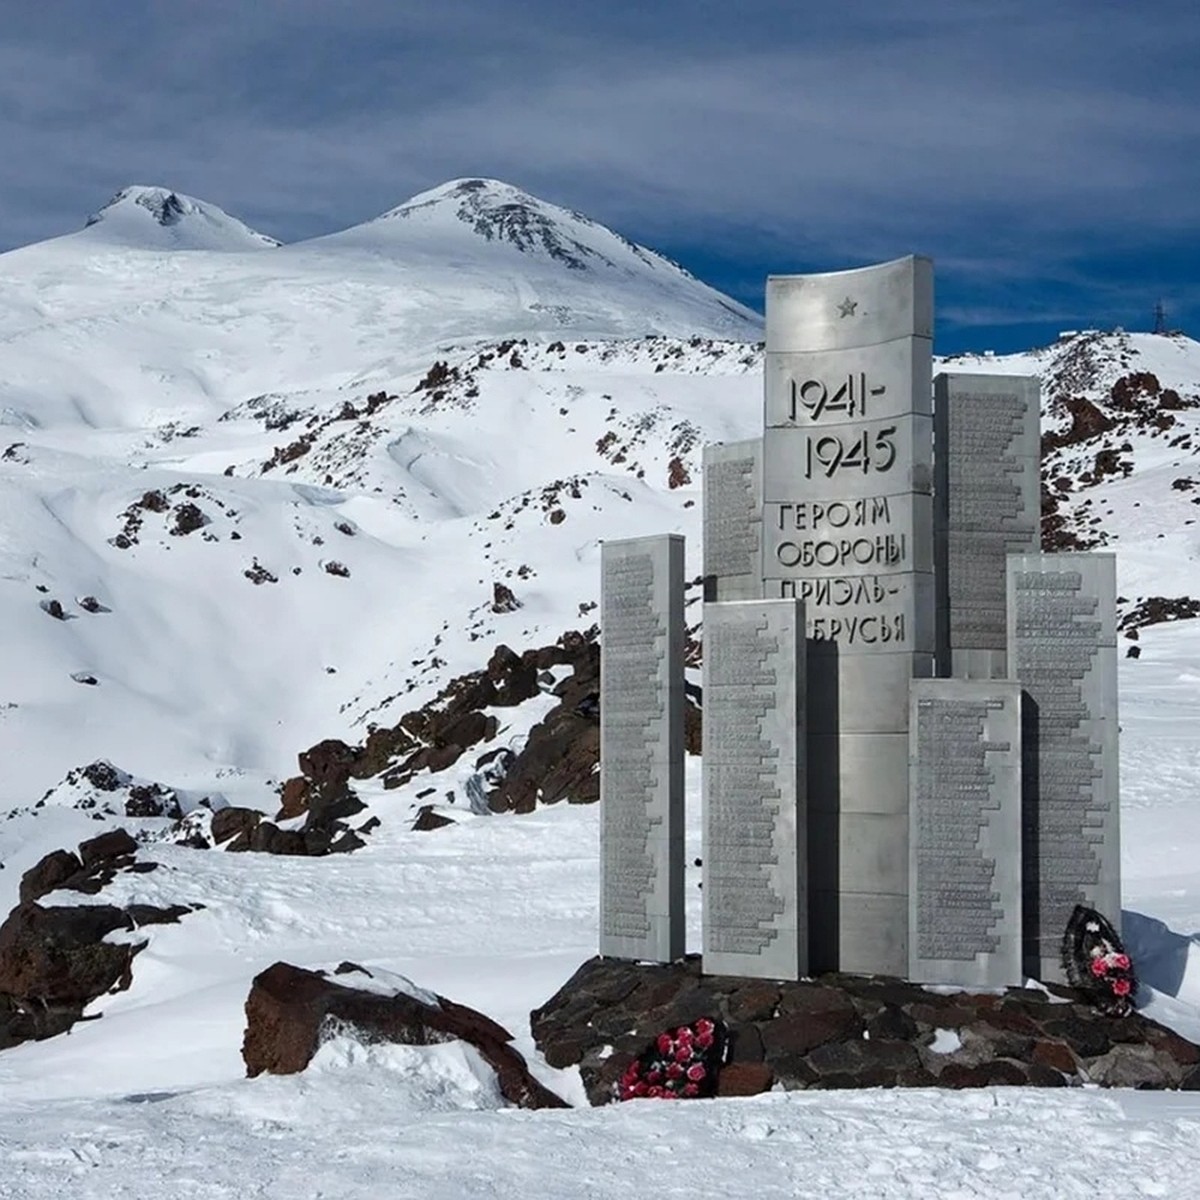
[299,739,361,788]
[249,823,309,856]
[81,761,126,791]
[0,902,137,1004]
[413,806,455,832]
[272,738,367,845]
[242,961,567,1110]
[211,806,264,846]
[0,825,199,1053]
[491,582,522,613]
[19,849,84,904]
[78,828,138,867]
[124,783,181,819]
[486,645,540,706]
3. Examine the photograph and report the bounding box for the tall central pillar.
[762,256,934,975]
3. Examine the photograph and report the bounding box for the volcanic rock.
[242,961,567,1110]
[531,956,1200,1105]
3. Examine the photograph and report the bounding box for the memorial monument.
[599,534,685,962]
[596,255,1122,994]
[762,256,934,976]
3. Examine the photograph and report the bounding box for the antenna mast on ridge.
[1153,300,1168,335]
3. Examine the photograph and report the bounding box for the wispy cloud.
[2,1,1198,348]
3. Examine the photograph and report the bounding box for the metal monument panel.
[763,255,934,975]
[1007,553,1120,982]
[702,599,806,979]
[599,534,685,961]
[703,439,763,602]
[909,679,1023,987]
[934,374,1040,679]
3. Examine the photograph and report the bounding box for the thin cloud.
[1,1,1198,350]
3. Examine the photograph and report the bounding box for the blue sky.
[3,0,1198,353]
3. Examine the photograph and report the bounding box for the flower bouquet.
[1061,903,1138,1017]
[617,1017,727,1101]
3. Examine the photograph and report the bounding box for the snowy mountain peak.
[379,177,632,272]
[81,185,280,251]
[297,177,761,340]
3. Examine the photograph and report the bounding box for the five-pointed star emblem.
[837,297,858,318]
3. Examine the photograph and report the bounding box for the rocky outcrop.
[488,635,600,813]
[243,961,568,1110]
[1119,596,1200,633]
[20,828,146,901]
[271,631,606,828]
[163,799,368,858]
[531,957,1200,1105]
[2,830,196,1051]
[1038,359,1200,552]
[31,760,184,820]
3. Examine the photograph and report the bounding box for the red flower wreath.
[617,1017,726,1101]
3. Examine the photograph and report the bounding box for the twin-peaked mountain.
[0,176,1197,827]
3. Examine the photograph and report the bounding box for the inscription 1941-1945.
[762,303,932,656]
[764,256,932,977]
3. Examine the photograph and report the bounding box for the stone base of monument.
[530,957,1200,1106]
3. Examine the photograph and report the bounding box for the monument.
[1007,552,1120,981]
[702,439,763,602]
[762,256,934,975]
[594,255,1123,994]
[599,534,685,962]
[934,373,1040,679]
[909,679,1023,987]
[702,599,806,979]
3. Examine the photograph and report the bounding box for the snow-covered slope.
[3,182,1200,1197]
[0,178,760,433]
[0,333,761,810]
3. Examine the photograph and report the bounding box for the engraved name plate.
[934,374,1040,678]
[702,599,806,979]
[600,535,685,961]
[1007,553,1120,982]
[909,679,1023,987]
[703,439,763,602]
